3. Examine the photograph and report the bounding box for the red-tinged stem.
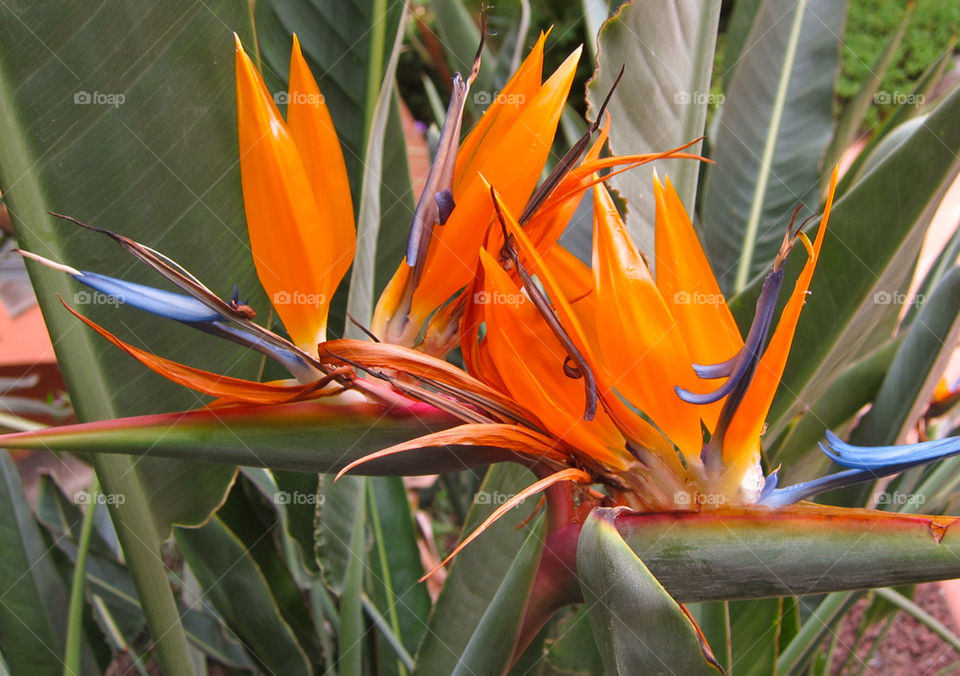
[512,481,600,661]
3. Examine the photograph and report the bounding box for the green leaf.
[338,478,368,676]
[577,508,721,674]
[346,5,411,335]
[0,4,262,670]
[0,402,497,476]
[719,0,762,88]
[453,517,546,676]
[33,475,254,669]
[616,505,960,602]
[0,451,72,675]
[542,606,605,675]
[767,83,960,438]
[726,598,799,676]
[823,2,914,171]
[413,464,539,675]
[701,0,847,292]
[177,516,312,676]
[586,0,721,256]
[369,477,431,660]
[852,266,960,446]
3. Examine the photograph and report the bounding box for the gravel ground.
[830,584,960,675]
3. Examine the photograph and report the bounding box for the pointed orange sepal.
[334,423,570,481]
[63,300,326,405]
[235,35,354,350]
[591,183,704,462]
[420,467,592,580]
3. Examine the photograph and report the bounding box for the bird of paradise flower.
[12,25,960,653]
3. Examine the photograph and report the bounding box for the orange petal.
[286,35,356,292]
[654,173,743,431]
[335,423,570,480]
[235,36,341,350]
[591,183,703,462]
[723,166,839,465]
[421,467,591,579]
[478,248,631,470]
[490,190,679,469]
[407,48,583,329]
[454,31,549,181]
[64,300,324,405]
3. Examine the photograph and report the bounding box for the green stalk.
[777,591,858,674]
[734,0,808,292]
[94,457,195,675]
[367,485,408,676]
[63,477,99,675]
[363,0,388,145]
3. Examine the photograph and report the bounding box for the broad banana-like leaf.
[587,0,721,257]
[177,516,313,675]
[452,516,545,676]
[734,82,960,440]
[0,3,260,671]
[701,0,847,292]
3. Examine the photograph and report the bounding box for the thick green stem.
[94,457,195,675]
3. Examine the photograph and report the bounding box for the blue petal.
[759,431,960,507]
[72,271,316,381]
[74,271,222,323]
